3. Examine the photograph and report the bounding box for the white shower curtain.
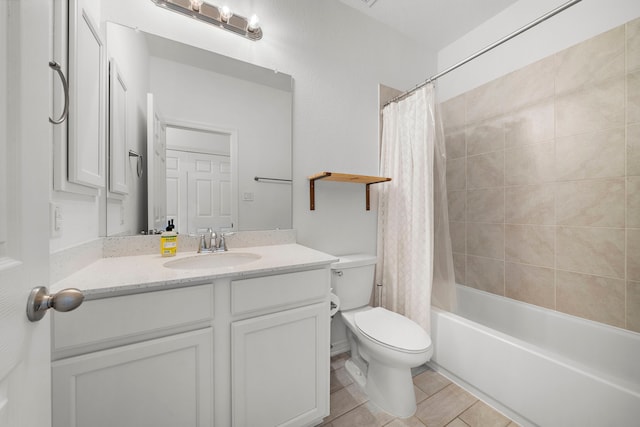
[376,84,456,333]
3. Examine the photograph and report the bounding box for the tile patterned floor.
[322,353,520,427]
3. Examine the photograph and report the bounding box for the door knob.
[26,286,84,322]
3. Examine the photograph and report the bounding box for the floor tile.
[327,354,518,427]
[415,383,478,427]
[330,367,354,393]
[325,382,368,422]
[384,416,428,426]
[331,402,395,427]
[331,352,349,371]
[460,401,511,427]
[413,385,428,404]
[413,367,452,397]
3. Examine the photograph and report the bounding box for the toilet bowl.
[331,255,433,418]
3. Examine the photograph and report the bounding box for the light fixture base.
[151,0,262,41]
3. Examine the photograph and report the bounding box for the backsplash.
[442,17,640,332]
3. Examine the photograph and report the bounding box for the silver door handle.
[49,61,69,124]
[26,286,84,322]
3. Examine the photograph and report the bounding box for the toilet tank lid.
[331,254,377,269]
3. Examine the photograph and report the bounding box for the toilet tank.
[331,254,377,311]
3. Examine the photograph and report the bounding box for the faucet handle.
[198,234,206,253]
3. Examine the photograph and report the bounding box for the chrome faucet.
[198,228,229,253]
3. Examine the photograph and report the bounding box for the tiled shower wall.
[441,17,640,332]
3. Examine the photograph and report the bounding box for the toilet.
[331,254,433,418]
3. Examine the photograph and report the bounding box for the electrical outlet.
[50,203,63,237]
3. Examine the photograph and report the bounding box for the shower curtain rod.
[384,0,582,107]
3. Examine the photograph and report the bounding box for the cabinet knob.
[26,286,84,322]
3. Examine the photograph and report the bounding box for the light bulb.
[248,14,260,32]
[220,5,232,22]
[190,0,204,11]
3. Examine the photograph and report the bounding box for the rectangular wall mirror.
[104,22,293,236]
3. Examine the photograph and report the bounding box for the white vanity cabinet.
[230,269,331,427]
[51,284,215,427]
[51,263,332,427]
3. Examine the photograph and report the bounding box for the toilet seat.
[354,307,431,354]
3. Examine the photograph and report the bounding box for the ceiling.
[339,0,519,51]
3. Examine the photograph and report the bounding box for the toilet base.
[365,360,417,418]
[343,356,418,418]
[344,359,366,389]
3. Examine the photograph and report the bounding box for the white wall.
[437,0,640,101]
[100,0,435,255]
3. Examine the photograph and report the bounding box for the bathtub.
[429,285,640,427]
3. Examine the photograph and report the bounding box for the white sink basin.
[164,252,261,270]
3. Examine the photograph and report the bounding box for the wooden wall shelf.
[307,172,392,210]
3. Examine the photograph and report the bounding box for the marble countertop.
[52,244,338,300]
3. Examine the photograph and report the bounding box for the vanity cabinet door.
[52,328,213,427]
[231,302,329,427]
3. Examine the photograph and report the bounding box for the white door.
[0,1,52,426]
[147,93,167,233]
[166,150,232,234]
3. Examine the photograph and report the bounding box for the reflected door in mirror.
[167,150,233,234]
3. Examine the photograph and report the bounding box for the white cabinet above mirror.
[52,0,106,196]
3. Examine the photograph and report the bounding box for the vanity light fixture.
[150,0,263,41]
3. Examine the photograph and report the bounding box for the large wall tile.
[555,127,625,180]
[629,124,640,176]
[443,18,639,333]
[503,56,556,112]
[467,223,504,259]
[446,157,466,191]
[628,18,640,72]
[628,281,640,332]
[505,142,555,186]
[447,190,466,222]
[466,118,504,156]
[467,188,504,223]
[466,256,504,295]
[628,177,640,228]
[466,78,504,124]
[556,77,625,137]
[556,270,625,328]
[453,252,466,285]
[505,225,554,267]
[628,229,640,281]
[555,178,625,227]
[449,221,466,254]
[505,262,555,309]
[628,71,640,124]
[504,99,554,149]
[441,94,466,131]
[445,130,466,159]
[555,26,625,94]
[505,184,554,225]
[467,151,504,189]
[556,227,625,279]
